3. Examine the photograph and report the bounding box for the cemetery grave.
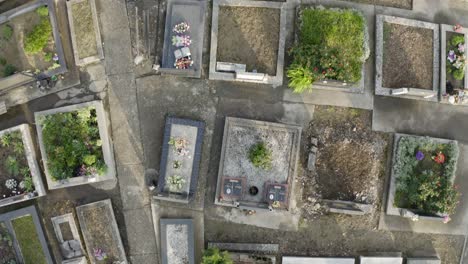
[205,243,279,264]
[0,124,45,207]
[376,15,439,101]
[209,0,286,85]
[35,101,116,189]
[288,6,369,93]
[160,219,195,264]
[51,213,86,262]
[215,117,301,211]
[154,117,205,203]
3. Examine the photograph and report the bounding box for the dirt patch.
[71,0,98,59]
[382,22,434,90]
[81,206,121,263]
[0,9,56,76]
[59,222,74,241]
[303,106,389,204]
[0,221,18,263]
[217,6,280,76]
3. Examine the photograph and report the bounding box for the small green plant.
[287,64,313,93]
[36,6,49,17]
[1,133,12,147]
[167,175,185,192]
[5,156,19,176]
[2,24,13,41]
[447,34,466,81]
[248,142,272,170]
[24,18,52,54]
[21,176,35,193]
[83,154,97,166]
[173,160,182,169]
[202,248,233,264]
[44,52,53,62]
[0,57,6,66]
[3,64,16,77]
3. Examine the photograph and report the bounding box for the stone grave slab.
[282,256,355,264]
[160,219,195,264]
[406,257,441,264]
[359,256,403,264]
[51,213,85,260]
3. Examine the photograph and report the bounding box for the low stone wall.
[322,199,373,216]
[34,100,116,189]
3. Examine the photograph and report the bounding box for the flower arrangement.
[168,137,190,156]
[175,57,193,69]
[447,34,466,80]
[167,175,186,192]
[172,35,191,47]
[454,24,463,33]
[93,248,107,261]
[173,22,190,34]
[5,179,17,190]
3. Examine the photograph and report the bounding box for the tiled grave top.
[160,219,195,264]
[35,100,116,189]
[375,15,439,102]
[282,256,356,264]
[76,199,127,264]
[160,0,206,78]
[359,256,403,264]
[0,205,53,264]
[156,117,205,203]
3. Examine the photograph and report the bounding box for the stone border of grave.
[0,205,54,264]
[66,0,104,66]
[160,218,195,264]
[0,0,68,91]
[375,15,440,102]
[293,5,369,94]
[76,199,127,264]
[62,256,88,264]
[34,100,116,189]
[360,253,403,264]
[209,0,286,86]
[440,24,468,105]
[214,117,301,211]
[386,133,458,222]
[51,213,85,262]
[154,117,205,203]
[159,0,206,78]
[283,256,356,264]
[0,124,46,207]
[208,242,278,263]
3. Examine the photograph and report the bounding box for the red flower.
[433,152,446,164]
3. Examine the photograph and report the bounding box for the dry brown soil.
[383,23,434,90]
[217,6,280,76]
[71,0,98,59]
[0,10,56,76]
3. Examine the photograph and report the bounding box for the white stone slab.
[360,256,403,264]
[282,256,355,264]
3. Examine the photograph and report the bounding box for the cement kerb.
[322,199,373,216]
[34,100,116,190]
[207,242,279,254]
[0,124,46,207]
[283,256,356,264]
[160,219,195,264]
[76,199,127,264]
[214,117,302,211]
[66,0,104,66]
[375,15,440,102]
[62,256,87,264]
[439,24,468,105]
[386,133,458,221]
[0,205,54,264]
[209,0,286,86]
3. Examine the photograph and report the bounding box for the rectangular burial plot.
[305,107,388,216]
[215,117,301,211]
[155,117,205,203]
[376,15,439,101]
[282,256,356,264]
[34,100,116,189]
[160,0,206,78]
[0,1,67,90]
[209,0,286,85]
[288,6,369,93]
[386,134,459,222]
[160,219,195,264]
[51,213,85,261]
[67,0,104,66]
[76,199,127,264]
[0,124,46,207]
[0,205,53,264]
[207,242,279,264]
[440,24,468,105]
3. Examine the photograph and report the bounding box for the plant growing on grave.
[202,248,233,264]
[40,107,107,180]
[168,137,190,156]
[248,142,272,170]
[393,136,460,217]
[24,17,52,55]
[20,175,35,193]
[1,25,12,41]
[447,34,466,81]
[167,175,185,192]
[173,160,182,169]
[0,222,17,264]
[287,7,368,92]
[3,65,16,77]
[5,156,19,176]
[36,6,49,17]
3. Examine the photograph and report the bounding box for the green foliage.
[40,107,107,180]
[36,6,49,17]
[0,57,6,66]
[22,176,34,193]
[202,248,233,264]
[24,18,52,55]
[167,175,185,192]
[1,25,12,41]
[394,136,460,216]
[11,216,47,264]
[44,52,53,62]
[287,7,367,92]
[248,142,272,170]
[447,34,466,80]
[451,35,465,46]
[5,156,19,176]
[3,64,16,77]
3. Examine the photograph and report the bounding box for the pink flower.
[443,215,451,224]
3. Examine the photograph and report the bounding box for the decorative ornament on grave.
[172,35,191,47]
[173,22,190,34]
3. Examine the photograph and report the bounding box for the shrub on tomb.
[447,34,466,81]
[2,25,13,41]
[24,18,52,55]
[202,248,233,264]
[248,142,272,170]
